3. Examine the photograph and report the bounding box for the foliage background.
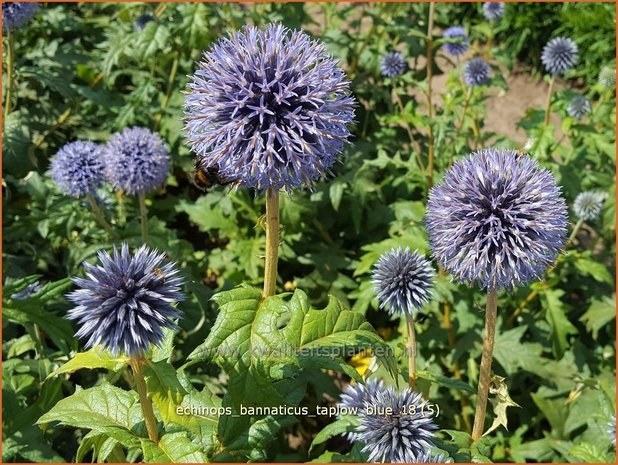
[2,1,616,463]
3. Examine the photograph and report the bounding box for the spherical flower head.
[573,191,607,222]
[372,247,434,317]
[463,58,492,87]
[337,379,384,441]
[2,2,38,31]
[541,37,578,75]
[356,386,438,463]
[381,52,406,78]
[50,141,105,198]
[184,23,355,192]
[66,243,185,357]
[567,95,591,119]
[104,127,169,195]
[599,67,616,89]
[426,148,568,291]
[483,2,505,21]
[134,13,154,31]
[442,26,468,57]
[415,450,453,463]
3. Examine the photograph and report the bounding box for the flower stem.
[544,75,556,128]
[139,193,149,243]
[405,314,416,389]
[568,218,584,244]
[425,1,436,188]
[129,357,159,443]
[87,194,118,239]
[4,32,15,123]
[262,188,280,298]
[472,288,498,440]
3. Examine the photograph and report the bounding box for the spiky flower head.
[356,386,438,463]
[426,149,568,291]
[66,243,184,357]
[567,95,591,119]
[483,2,505,21]
[50,141,105,198]
[2,2,38,31]
[134,13,154,31]
[104,127,169,195]
[442,26,468,57]
[372,247,434,317]
[381,52,407,78]
[599,67,616,89]
[338,379,384,441]
[464,58,492,87]
[541,37,578,75]
[184,23,355,192]
[573,191,607,222]
[415,450,453,463]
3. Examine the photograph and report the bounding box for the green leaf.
[37,383,144,448]
[143,360,189,428]
[541,289,578,358]
[310,416,358,452]
[47,349,129,379]
[141,432,208,463]
[416,370,475,393]
[574,257,614,284]
[569,442,609,463]
[580,295,616,339]
[471,436,493,463]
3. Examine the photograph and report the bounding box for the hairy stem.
[426,2,436,188]
[129,357,159,443]
[263,188,280,298]
[544,75,556,128]
[406,314,417,389]
[87,194,117,239]
[4,32,15,123]
[139,193,149,243]
[472,288,498,440]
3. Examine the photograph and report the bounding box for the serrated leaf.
[141,432,208,463]
[483,375,521,436]
[37,383,144,448]
[580,295,616,339]
[569,442,609,463]
[47,349,129,379]
[541,289,578,358]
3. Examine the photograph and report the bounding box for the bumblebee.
[153,267,165,284]
[193,162,232,192]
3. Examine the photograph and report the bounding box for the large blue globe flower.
[50,141,105,197]
[541,37,578,75]
[104,127,169,195]
[2,2,38,31]
[426,148,568,291]
[184,23,355,192]
[66,244,185,357]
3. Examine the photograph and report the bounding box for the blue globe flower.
[381,52,407,78]
[567,95,591,119]
[541,37,578,75]
[184,23,355,192]
[442,26,468,57]
[426,148,568,291]
[463,58,492,87]
[356,386,438,463]
[483,2,505,21]
[599,67,616,89]
[372,247,434,317]
[338,379,384,441]
[66,243,185,357]
[50,141,106,198]
[573,191,607,222]
[104,127,169,195]
[2,2,38,31]
[134,13,154,31]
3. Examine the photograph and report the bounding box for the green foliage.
[2,2,615,463]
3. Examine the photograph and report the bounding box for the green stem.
[544,75,556,128]
[153,49,180,131]
[4,32,15,123]
[87,194,117,239]
[262,188,280,298]
[406,314,417,389]
[426,2,436,188]
[472,288,498,440]
[139,193,149,243]
[568,218,584,244]
[129,357,159,443]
